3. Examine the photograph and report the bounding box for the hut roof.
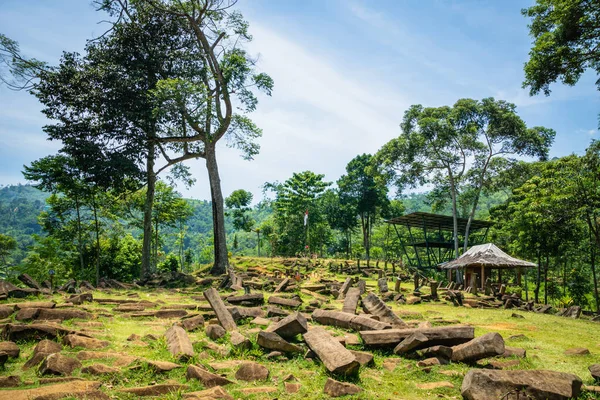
[439,243,536,270]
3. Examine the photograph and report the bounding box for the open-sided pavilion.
[385,212,493,272]
[439,243,536,288]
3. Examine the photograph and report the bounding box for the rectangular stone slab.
[337,277,353,300]
[342,288,361,314]
[303,327,359,375]
[360,325,475,348]
[225,293,264,306]
[361,293,407,328]
[203,288,237,331]
[166,325,195,360]
[312,309,391,331]
[268,296,301,308]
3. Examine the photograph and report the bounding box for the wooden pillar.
[480,265,485,290]
[517,267,522,286]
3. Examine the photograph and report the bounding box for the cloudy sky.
[1,0,598,202]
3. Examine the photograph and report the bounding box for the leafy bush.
[158,254,179,273]
[505,285,522,297]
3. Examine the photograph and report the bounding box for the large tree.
[375,103,475,261]
[267,171,331,256]
[338,154,389,266]
[375,98,554,268]
[105,0,274,275]
[522,0,600,119]
[453,98,555,251]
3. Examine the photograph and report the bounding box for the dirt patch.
[480,322,518,331]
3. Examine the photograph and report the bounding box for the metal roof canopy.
[385,212,494,271]
[385,212,493,232]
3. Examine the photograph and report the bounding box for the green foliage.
[0,233,17,277]
[522,0,600,96]
[225,189,255,232]
[158,253,179,273]
[338,154,389,263]
[266,171,331,256]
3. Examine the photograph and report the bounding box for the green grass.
[1,256,599,399]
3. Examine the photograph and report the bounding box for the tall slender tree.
[105,0,274,275]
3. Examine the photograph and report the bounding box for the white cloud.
[179,22,410,201]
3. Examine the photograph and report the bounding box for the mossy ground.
[1,256,599,399]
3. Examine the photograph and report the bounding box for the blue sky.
[1,0,598,201]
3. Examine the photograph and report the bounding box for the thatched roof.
[439,243,536,270]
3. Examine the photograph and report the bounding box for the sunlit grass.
[1,256,599,399]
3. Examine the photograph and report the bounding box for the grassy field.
[1,256,599,399]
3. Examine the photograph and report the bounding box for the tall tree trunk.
[534,252,541,304]
[592,244,599,314]
[91,194,101,287]
[544,255,549,305]
[154,219,159,270]
[206,145,229,275]
[140,144,156,280]
[448,170,460,282]
[365,214,371,267]
[74,195,85,280]
[463,154,492,252]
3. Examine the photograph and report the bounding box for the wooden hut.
[439,243,536,289]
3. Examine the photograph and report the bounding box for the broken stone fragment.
[323,378,362,397]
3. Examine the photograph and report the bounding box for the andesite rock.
[266,311,307,338]
[235,361,270,381]
[590,364,600,381]
[303,327,359,376]
[166,325,195,360]
[451,332,505,362]
[461,369,582,400]
[186,364,233,387]
[323,377,362,397]
[0,341,20,358]
[206,324,226,340]
[63,334,109,350]
[257,330,303,353]
[39,353,82,376]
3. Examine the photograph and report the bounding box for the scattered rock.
[4,380,105,400]
[348,349,374,367]
[63,334,109,350]
[238,387,278,395]
[415,381,454,390]
[0,375,20,387]
[303,327,359,376]
[183,386,233,400]
[501,346,526,358]
[266,311,308,338]
[285,382,301,393]
[230,331,251,350]
[461,369,582,400]
[590,364,600,381]
[120,383,189,396]
[565,347,590,356]
[206,324,226,340]
[451,332,505,362]
[323,377,362,397]
[180,314,205,331]
[81,363,120,375]
[0,341,20,358]
[166,325,194,361]
[257,330,303,353]
[186,364,233,387]
[235,362,269,381]
[39,353,82,376]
